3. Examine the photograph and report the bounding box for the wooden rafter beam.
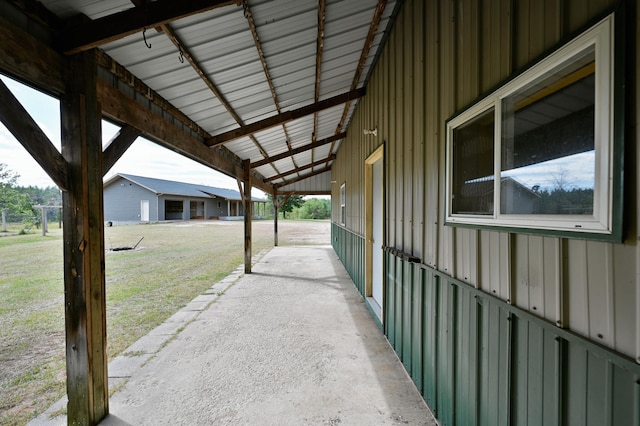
[98,79,272,194]
[330,0,387,162]
[274,166,332,189]
[312,0,326,167]
[264,155,335,183]
[251,132,346,168]
[0,11,274,193]
[95,50,206,140]
[158,21,276,174]
[243,0,297,174]
[59,0,236,54]
[0,78,68,190]
[93,50,273,193]
[206,87,365,147]
[103,125,142,176]
[244,1,279,115]
[237,177,245,203]
[158,23,241,124]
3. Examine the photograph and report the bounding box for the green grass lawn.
[0,219,330,425]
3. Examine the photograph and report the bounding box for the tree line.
[2,163,331,233]
[0,164,62,231]
[267,194,331,220]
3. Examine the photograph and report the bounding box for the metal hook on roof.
[143,27,152,49]
[242,0,249,18]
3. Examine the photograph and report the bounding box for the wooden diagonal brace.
[0,78,68,190]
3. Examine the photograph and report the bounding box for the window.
[165,200,183,213]
[445,13,622,239]
[340,183,346,225]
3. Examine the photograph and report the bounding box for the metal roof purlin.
[205,87,366,147]
[328,0,388,163]
[60,0,237,54]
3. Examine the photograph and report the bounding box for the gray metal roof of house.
[106,173,266,202]
[34,0,399,192]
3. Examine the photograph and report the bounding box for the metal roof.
[36,0,399,193]
[106,173,266,202]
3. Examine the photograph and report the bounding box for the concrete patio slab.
[31,246,437,426]
[103,246,435,425]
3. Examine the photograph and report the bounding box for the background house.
[104,174,266,224]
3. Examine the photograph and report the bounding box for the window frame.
[444,12,623,241]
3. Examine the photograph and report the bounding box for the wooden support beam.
[277,194,293,209]
[102,125,141,176]
[0,78,68,190]
[0,15,65,95]
[251,132,346,168]
[97,79,273,193]
[264,155,336,182]
[0,18,273,193]
[243,160,252,274]
[273,190,278,247]
[205,88,366,147]
[61,50,109,425]
[237,177,245,203]
[60,0,236,54]
[275,166,332,189]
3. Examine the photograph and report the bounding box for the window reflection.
[452,107,495,215]
[501,47,595,215]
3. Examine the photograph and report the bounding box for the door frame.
[365,145,384,315]
[140,200,150,222]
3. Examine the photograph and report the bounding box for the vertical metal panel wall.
[331,0,640,424]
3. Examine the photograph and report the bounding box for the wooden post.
[61,50,108,425]
[1,209,6,232]
[273,191,278,247]
[244,160,252,274]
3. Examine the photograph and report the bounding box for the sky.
[501,151,595,192]
[0,74,266,196]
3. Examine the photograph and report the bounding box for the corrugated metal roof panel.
[44,0,132,19]
[278,170,332,193]
[37,0,399,193]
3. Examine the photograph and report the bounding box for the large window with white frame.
[445,13,623,240]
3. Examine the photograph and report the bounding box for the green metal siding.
[332,237,640,426]
[331,223,365,296]
[411,264,423,391]
[455,287,479,426]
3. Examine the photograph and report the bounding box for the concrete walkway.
[32,246,436,425]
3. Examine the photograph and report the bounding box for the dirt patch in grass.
[0,219,330,425]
